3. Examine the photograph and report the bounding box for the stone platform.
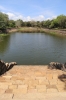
[0,65,66,100]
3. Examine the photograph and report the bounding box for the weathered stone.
[0,89,6,94]
[53,74,58,79]
[0,77,5,81]
[13,88,27,94]
[35,71,43,77]
[36,85,46,93]
[39,80,49,85]
[12,80,24,85]
[0,60,17,75]
[5,63,9,69]
[56,84,66,92]
[28,89,37,93]
[9,85,17,89]
[24,79,39,87]
[18,85,28,89]
[0,60,5,67]
[0,64,66,100]
[35,76,46,80]
[57,80,65,85]
[0,94,13,99]
[46,85,57,90]
[1,65,7,75]
[49,79,58,85]
[0,84,8,89]
[46,74,53,80]
[5,89,13,93]
[7,62,17,70]
[3,75,12,79]
[47,88,58,93]
[49,62,66,71]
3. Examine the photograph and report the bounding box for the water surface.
[0,32,66,65]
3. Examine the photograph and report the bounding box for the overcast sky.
[0,0,66,21]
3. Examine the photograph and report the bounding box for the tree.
[0,12,9,30]
[22,21,27,27]
[26,21,31,27]
[41,21,45,27]
[30,21,37,27]
[15,19,23,27]
[57,15,66,28]
[43,20,51,28]
[37,21,41,28]
[8,20,15,28]
[49,19,58,28]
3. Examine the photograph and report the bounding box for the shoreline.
[1,27,66,42]
[0,59,66,75]
[7,27,66,36]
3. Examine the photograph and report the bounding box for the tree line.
[0,12,66,32]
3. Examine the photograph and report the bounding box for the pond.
[0,32,66,65]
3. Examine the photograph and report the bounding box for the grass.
[46,31,57,36]
[0,33,9,42]
[1,27,66,36]
[18,27,43,32]
[0,33,9,36]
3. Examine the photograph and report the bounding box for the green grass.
[0,33,9,37]
[0,33,9,42]
[49,32,57,36]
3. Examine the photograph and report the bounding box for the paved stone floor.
[0,65,66,100]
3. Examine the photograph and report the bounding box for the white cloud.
[6,12,45,21]
[25,15,45,21]
[7,12,23,20]
[52,15,57,19]
[47,15,57,20]
[7,13,15,18]
[6,12,57,21]
[0,5,56,21]
[26,16,31,21]
[34,15,45,21]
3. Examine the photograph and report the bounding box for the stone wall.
[0,60,17,75]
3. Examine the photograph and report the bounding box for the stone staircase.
[0,65,66,100]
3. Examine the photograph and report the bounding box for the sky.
[0,0,66,21]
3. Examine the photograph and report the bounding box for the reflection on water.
[0,32,66,65]
[0,35,10,54]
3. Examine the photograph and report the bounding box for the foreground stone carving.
[0,60,17,75]
[48,62,66,71]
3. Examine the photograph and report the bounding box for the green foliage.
[0,12,9,29]
[26,21,31,27]
[49,15,66,29]
[0,34,9,42]
[49,19,58,28]
[43,20,51,28]
[8,20,15,28]
[0,12,66,32]
[15,19,23,27]
[30,21,37,27]
[37,21,41,27]
[0,34,9,36]
[57,15,66,28]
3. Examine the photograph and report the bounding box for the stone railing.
[0,60,17,75]
[48,62,66,71]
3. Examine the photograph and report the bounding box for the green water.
[0,32,66,65]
